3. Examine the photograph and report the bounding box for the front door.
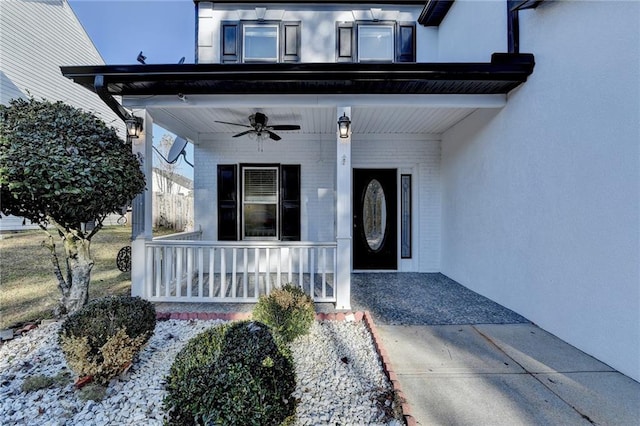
[353,169,397,270]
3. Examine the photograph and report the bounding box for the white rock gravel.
[0,319,402,425]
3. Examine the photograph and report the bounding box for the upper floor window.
[337,21,416,63]
[358,25,394,61]
[222,21,300,63]
[243,25,278,62]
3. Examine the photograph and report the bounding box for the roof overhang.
[62,53,534,114]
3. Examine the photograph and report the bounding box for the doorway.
[353,169,397,270]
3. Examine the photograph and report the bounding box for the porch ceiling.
[60,53,534,140]
[145,104,478,140]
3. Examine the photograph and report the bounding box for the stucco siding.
[441,0,640,381]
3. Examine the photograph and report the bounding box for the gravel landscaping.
[0,319,403,425]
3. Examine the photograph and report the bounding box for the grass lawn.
[0,226,173,329]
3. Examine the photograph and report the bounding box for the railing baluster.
[164,247,172,297]
[310,247,315,299]
[288,248,293,284]
[243,247,248,298]
[299,247,304,291]
[321,247,327,299]
[220,248,226,298]
[265,247,271,295]
[176,247,183,297]
[232,248,237,298]
[277,247,282,288]
[145,240,337,302]
[154,246,161,298]
[209,247,215,298]
[254,248,259,297]
[197,247,204,298]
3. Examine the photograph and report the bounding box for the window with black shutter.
[335,21,415,63]
[220,21,301,63]
[217,164,300,241]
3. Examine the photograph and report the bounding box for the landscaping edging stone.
[156,310,414,426]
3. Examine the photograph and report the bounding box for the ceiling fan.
[215,112,300,141]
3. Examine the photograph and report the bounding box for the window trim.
[336,20,415,63]
[242,24,280,63]
[220,20,301,64]
[241,165,279,240]
[357,24,395,63]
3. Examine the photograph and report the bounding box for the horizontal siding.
[352,135,441,272]
[195,133,441,273]
[0,0,121,132]
[194,135,336,243]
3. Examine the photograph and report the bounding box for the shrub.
[253,284,315,344]
[164,321,296,426]
[58,296,156,384]
[21,371,71,392]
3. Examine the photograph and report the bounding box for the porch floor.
[154,272,528,326]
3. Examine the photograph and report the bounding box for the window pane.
[363,179,387,251]
[244,168,277,203]
[358,25,393,61]
[244,204,277,237]
[244,25,278,61]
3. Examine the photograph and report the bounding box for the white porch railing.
[143,239,337,303]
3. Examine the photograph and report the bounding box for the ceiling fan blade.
[270,125,300,131]
[233,130,255,138]
[215,120,251,128]
[267,130,281,141]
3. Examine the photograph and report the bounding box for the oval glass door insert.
[363,179,387,251]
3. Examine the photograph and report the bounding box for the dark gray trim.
[418,0,454,27]
[63,54,535,98]
[93,75,132,122]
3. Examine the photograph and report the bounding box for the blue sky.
[69,0,195,178]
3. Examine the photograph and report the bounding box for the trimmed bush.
[58,296,156,384]
[253,284,315,344]
[164,321,296,426]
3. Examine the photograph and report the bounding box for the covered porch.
[61,55,535,310]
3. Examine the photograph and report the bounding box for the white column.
[130,110,153,298]
[335,106,352,310]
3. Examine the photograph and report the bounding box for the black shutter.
[281,22,301,62]
[221,22,239,63]
[280,164,300,241]
[336,22,354,62]
[395,22,416,62]
[217,164,238,240]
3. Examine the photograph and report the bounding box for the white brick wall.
[195,133,441,273]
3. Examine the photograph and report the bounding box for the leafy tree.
[0,98,146,315]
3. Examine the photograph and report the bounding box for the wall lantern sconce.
[125,116,143,139]
[338,113,351,139]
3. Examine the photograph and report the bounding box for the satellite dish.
[153,136,193,167]
[167,136,188,163]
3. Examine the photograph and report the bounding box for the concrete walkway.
[357,274,640,425]
[378,324,640,425]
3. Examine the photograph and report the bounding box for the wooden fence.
[152,192,193,231]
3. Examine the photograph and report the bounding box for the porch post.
[130,110,153,298]
[335,106,352,310]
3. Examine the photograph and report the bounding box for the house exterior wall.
[440,0,640,381]
[194,135,337,242]
[196,1,512,64]
[435,0,506,62]
[0,0,118,125]
[0,0,123,232]
[194,133,441,272]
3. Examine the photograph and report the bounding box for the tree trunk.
[60,233,94,315]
